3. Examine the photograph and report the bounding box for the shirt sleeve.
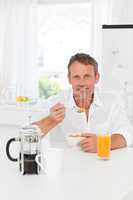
[109,97,133,147]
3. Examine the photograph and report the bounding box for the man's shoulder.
[96,88,123,105]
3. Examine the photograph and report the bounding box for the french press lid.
[20,125,41,143]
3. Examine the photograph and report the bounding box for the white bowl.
[66,133,85,147]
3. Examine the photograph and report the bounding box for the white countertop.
[1,135,133,200]
[0,103,42,111]
[0,104,44,126]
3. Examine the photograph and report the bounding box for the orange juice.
[97,134,111,159]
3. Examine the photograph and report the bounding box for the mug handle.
[35,154,46,173]
[6,138,18,162]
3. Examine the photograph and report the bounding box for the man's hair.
[68,53,98,75]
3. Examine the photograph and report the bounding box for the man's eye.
[84,75,91,79]
[74,76,80,80]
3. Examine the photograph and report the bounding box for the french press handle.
[6,138,18,162]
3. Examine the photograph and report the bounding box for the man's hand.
[79,133,97,153]
[49,103,66,124]
[33,103,65,136]
[79,133,127,153]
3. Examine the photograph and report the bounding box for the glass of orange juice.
[97,133,111,160]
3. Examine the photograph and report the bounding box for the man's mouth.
[74,87,94,101]
[76,87,90,92]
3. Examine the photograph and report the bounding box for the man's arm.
[111,134,127,150]
[33,116,58,136]
[33,103,65,136]
[109,96,133,148]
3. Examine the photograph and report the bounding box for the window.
[37,2,92,99]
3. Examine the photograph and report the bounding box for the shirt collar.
[92,87,102,107]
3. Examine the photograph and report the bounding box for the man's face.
[68,61,99,100]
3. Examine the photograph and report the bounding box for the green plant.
[38,75,62,99]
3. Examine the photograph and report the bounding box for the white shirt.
[38,87,133,147]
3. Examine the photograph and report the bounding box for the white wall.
[38,0,90,4]
[91,0,112,66]
[111,0,133,23]
[38,0,133,24]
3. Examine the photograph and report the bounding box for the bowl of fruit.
[16,96,30,103]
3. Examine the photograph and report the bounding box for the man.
[34,53,133,152]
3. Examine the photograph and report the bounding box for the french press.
[6,125,42,175]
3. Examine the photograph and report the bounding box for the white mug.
[35,149,62,175]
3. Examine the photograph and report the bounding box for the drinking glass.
[97,133,111,160]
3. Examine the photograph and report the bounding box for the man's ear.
[95,72,100,84]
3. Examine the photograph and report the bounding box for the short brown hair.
[68,53,98,75]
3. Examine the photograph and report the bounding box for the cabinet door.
[101,25,133,121]
[101,25,133,91]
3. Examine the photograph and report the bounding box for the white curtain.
[0,0,38,99]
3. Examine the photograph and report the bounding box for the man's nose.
[79,78,85,86]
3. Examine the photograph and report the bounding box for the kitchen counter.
[1,134,133,200]
[0,104,44,126]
